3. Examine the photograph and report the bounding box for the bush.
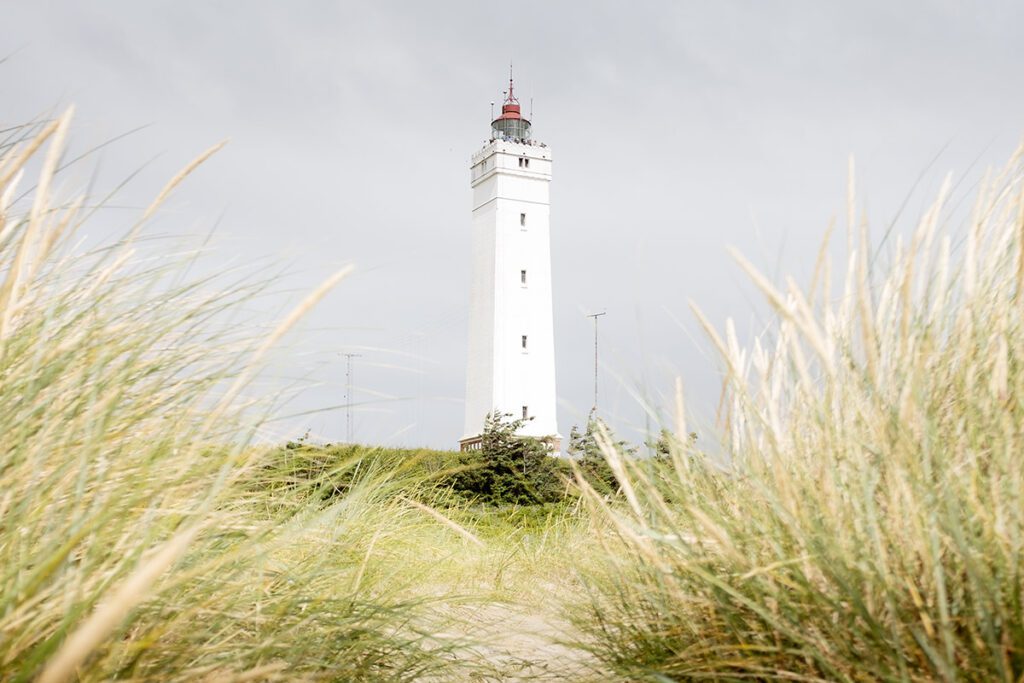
[449,412,566,505]
[566,411,629,496]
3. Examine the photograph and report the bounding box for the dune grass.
[251,441,602,610]
[571,151,1024,680]
[0,111,478,681]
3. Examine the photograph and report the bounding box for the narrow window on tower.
[524,158,530,168]
[520,269,527,286]
[518,158,524,167]
[521,334,528,350]
[520,212,527,227]
[522,405,529,420]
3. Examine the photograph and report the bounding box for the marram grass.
[574,152,1024,681]
[0,112,460,681]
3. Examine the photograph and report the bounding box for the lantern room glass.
[492,117,532,141]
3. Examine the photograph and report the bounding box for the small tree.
[452,412,563,505]
[645,428,698,458]
[567,410,634,495]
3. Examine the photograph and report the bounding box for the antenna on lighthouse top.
[490,65,531,141]
[506,62,518,104]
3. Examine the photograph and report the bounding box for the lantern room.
[491,75,531,141]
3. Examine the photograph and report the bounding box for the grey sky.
[4,1,1023,448]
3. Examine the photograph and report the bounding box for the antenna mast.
[586,312,607,411]
[343,352,362,443]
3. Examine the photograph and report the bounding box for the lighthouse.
[460,74,561,451]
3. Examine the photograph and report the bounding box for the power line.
[585,311,606,412]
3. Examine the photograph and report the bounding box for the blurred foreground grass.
[572,152,1024,681]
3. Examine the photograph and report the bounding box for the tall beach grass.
[0,111,462,681]
[574,151,1024,680]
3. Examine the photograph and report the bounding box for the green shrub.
[449,412,567,505]
[567,411,632,496]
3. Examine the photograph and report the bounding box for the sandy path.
[431,601,597,681]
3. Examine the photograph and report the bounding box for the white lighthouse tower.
[460,74,561,451]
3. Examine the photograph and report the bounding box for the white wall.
[463,139,560,443]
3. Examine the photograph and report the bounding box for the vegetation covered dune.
[3,108,1024,681]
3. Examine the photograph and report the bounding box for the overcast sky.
[4,1,1023,449]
